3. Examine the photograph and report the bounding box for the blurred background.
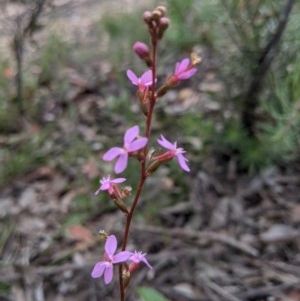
[0,0,300,300]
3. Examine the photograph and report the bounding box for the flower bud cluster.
[143,6,170,40]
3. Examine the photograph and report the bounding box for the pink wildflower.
[126,69,156,92]
[129,251,152,272]
[103,125,148,174]
[91,235,132,285]
[95,175,126,198]
[171,58,197,83]
[155,135,190,172]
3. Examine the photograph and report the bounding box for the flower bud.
[133,42,153,67]
[159,17,169,31]
[121,186,132,198]
[152,9,163,20]
[143,11,153,23]
[155,6,167,17]
[157,17,170,40]
[133,42,149,59]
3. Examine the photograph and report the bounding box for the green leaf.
[136,287,168,301]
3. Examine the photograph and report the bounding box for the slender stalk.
[118,31,158,301]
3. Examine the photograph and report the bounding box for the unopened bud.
[143,11,153,23]
[157,17,170,40]
[133,41,149,58]
[159,17,169,31]
[152,9,163,20]
[133,41,153,67]
[155,6,167,17]
[122,186,132,198]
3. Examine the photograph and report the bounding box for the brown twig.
[198,274,243,301]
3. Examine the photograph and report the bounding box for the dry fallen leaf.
[66,224,95,250]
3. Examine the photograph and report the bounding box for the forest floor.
[0,1,300,301]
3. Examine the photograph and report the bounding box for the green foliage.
[99,11,148,69]
[166,0,222,50]
[0,134,47,186]
[137,286,168,301]
[209,0,300,171]
[0,282,10,295]
[35,34,70,85]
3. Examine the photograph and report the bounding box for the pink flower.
[103,126,148,174]
[155,135,190,172]
[91,235,132,284]
[129,251,152,270]
[95,175,126,198]
[172,58,197,82]
[126,69,156,92]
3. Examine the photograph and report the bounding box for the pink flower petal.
[111,178,126,184]
[129,251,152,269]
[105,235,117,256]
[103,147,123,161]
[177,153,190,172]
[104,265,113,284]
[175,62,180,74]
[100,182,110,190]
[124,126,139,144]
[127,137,148,152]
[95,188,101,195]
[140,70,153,86]
[126,70,138,85]
[140,256,152,269]
[113,251,133,263]
[177,68,197,80]
[91,262,106,278]
[176,58,190,73]
[115,153,128,174]
[157,135,175,150]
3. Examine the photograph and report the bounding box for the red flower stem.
[118,34,158,301]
